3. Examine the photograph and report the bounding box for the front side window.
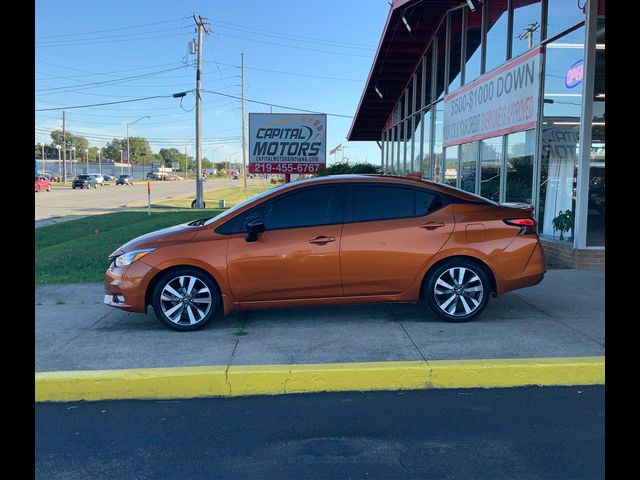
[263,186,342,230]
[351,185,438,222]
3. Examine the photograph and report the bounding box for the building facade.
[348,0,605,268]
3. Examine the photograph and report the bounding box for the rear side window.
[351,186,439,222]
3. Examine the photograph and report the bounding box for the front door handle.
[420,222,446,230]
[309,236,336,245]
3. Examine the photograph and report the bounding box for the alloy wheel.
[433,266,484,317]
[159,275,213,326]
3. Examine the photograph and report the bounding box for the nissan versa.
[104,175,545,331]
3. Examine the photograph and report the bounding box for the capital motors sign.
[249,113,326,174]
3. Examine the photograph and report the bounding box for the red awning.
[348,0,460,141]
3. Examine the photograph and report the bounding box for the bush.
[316,162,381,176]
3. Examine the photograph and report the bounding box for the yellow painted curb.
[35,357,604,402]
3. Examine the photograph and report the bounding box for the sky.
[35,0,391,166]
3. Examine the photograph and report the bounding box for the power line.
[36,26,190,46]
[205,61,362,82]
[204,18,374,49]
[201,89,353,118]
[36,65,190,93]
[35,94,177,111]
[210,31,372,58]
[36,17,189,40]
[36,32,191,49]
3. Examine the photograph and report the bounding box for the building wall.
[380,0,604,267]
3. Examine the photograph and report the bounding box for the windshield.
[203,183,287,226]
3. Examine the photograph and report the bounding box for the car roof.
[272,174,493,204]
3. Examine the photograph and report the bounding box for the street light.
[40,142,45,176]
[126,116,150,179]
[71,146,76,177]
[56,145,61,179]
[85,148,89,174]
[210,145,223,175]
[97,149,101,175]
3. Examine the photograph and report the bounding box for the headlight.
[114,248,155,268]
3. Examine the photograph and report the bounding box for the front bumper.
[104,260,159,313]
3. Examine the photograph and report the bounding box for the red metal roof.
[348,0,460,141]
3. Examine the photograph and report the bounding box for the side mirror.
[245,218,265,242]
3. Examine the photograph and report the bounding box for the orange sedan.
[104,175,545,331]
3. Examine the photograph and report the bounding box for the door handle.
[309,236,336,245]
[420,222,446,230]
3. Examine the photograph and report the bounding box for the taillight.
[504,218,537,235]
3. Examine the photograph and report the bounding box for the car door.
[340,183,455,296]
[226,184,345,302]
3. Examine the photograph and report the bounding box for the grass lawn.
[36,209,223,284]
[156,183,279,208]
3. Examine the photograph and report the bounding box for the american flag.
[330,144,342,155]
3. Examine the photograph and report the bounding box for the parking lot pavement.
[35,269,605,373]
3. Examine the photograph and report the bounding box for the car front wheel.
[151,268,219,331]
[425,259,491,323]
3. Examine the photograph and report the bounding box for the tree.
[126,137,154,164]
[316,162,381,176]
[50,130,89,153]
[102,138,127,162]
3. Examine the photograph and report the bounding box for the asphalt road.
[34,178,255,224]
[35,386,604,480]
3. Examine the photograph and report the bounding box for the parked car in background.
[103,174,114,182]
[35,175,52,192]
[90,174,105,186]
[104,174,546,331]
[72,174,98,189]
[116,174,134,185]
[165,174,178,181]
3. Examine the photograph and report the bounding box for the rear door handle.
[420,222,446,230]
[309,236,336,245]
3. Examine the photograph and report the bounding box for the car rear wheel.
[424,259,490,323]
[47,185,51,191]
[151,268,219,331]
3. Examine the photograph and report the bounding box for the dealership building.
[348,0,605,268]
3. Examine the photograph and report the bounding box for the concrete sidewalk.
[36,269,604,373]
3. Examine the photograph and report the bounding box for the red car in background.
[35,175,52,192]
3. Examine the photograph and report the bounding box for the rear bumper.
[104,261,159,313]
[498,237,546,295]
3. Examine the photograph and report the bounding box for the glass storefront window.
[421,109,432,179]
[460,141,477,193]
[480,136,502,202]
[506,130,536,204]
[433,102,444,182]
[404,119,411,174]
[538,24,585,241]
[414,112,423,173]
[415,58,423,110]
[484,0,509,73]
[435,24,447,101]
[444,146,459,187]
[465,3,482,83]
[546,0,586,40]
[424,45,433,105]
[512,0,542,59]
[448,8,463,93]
[587,17,605,247]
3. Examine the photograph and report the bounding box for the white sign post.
[248,113,327,174]
[443,47,542,147]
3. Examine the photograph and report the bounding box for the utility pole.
[98,149,101,175]
[40,142,45,175]
[185,143,188,180]
[192,15,210,208]
[241,53,247,190]
[518,22,540,49]
[62,111,67,183]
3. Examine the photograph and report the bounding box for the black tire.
[424,258,491,323]
[191,200,206,209]
[47,185,51,192]
[72,186,76,189]
[151,268,220,331]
